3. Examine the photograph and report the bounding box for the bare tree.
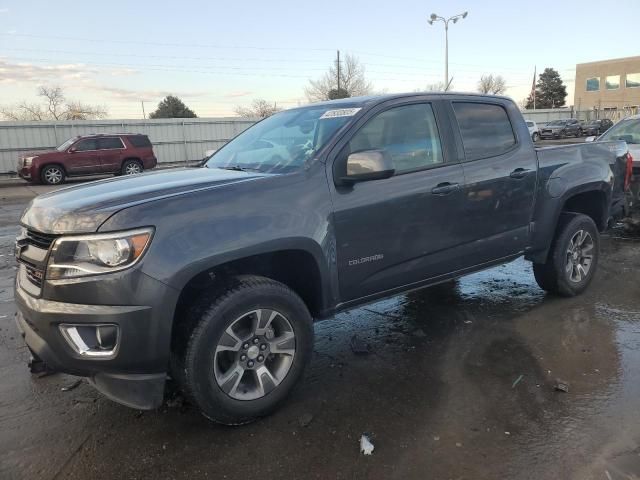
[234,99,282,119]
[39,86,66,120]
[305,53,373,102]
[424,81,450,92]
[0,86,107,121]
[477,74,507,95]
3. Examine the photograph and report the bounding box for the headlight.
[23,156,37,166]
[47,228,154,279]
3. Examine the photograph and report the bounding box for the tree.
[305,53,372,102]
[477,74,507,95]
[525,68,567,109]
[149,95,197,118]
[234,99,282,118]
[424,81,450,92]
[0,86,107,121]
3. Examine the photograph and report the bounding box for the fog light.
[59,324,120,357]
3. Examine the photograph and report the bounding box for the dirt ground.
[1,185,640,480]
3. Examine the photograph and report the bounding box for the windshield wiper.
[217,165,262,172]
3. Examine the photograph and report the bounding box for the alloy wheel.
[565,229,594,283]
[125,163,142,175]
[44,167,63,184]
[213,308,296,401]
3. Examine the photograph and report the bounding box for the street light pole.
[428,11,468,90]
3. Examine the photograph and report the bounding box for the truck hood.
[21,167,269,233]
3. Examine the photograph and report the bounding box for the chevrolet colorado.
[14,93,632,424]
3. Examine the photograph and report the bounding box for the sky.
[1,0,639,118]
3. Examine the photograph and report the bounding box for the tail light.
[624,152,633,191]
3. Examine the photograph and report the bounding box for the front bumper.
[18,165,33,180]
[540,130,562,138]
[14,266,178,409]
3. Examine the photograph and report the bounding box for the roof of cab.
[292,92,514,110]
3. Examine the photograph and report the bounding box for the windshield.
[548,120,567,126]
[56,137,77,152]
[205,106,360,173]
[599,119,640,144]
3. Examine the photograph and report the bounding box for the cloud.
[0,58,98,83]
[89,84,207,102]
[224,90,253,98]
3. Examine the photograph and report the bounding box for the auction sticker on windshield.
[320,108,362,119]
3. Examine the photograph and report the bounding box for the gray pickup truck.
[14,93,632,424]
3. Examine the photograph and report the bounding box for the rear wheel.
[121,159,143,176]
[532,132,540,142]
[533,213,599,296]
[173,275,313,425]
[40,164,66,185]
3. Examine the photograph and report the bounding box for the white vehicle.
[526,120,540,142]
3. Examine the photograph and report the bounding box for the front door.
[67,138,101,174]
[329,101,467,302]
[448,100,537,265]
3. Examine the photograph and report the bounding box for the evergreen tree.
[525,68,567,109]
[149,96,197,118]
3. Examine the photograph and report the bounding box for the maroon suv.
[17,134,158,185]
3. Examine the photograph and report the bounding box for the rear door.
[97,137,126,173]
[448,100,537,264]
[67,138,100,174]
[329,100,467,302]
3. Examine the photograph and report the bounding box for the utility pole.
[336,50,341,92]
[141,100,146,119]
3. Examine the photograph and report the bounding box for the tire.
[173,275,313,425]
[121,159,143,176]
[40,164,66,185]
[532,132,540,142]
[532,213,599,297]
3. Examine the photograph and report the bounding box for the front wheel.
[173,276,313,425]
[40,164,66,185]
[533,213,599,296]
[532,132,540,142]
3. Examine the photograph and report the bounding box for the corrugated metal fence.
[0,117,258,174]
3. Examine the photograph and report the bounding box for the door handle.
[431,182,459,195]
[510,168,532,179]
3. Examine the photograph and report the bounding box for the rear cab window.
[452,102,516,160]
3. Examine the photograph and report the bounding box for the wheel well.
[122,157,142,165]
[172,250,324,339]
[561,190,607,231]
[41,162,66,173]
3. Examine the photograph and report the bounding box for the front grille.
[23,261,45,288]
[25,229,59,250]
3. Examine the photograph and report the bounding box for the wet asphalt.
[1,185,640,480]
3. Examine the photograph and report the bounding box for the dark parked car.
[17,134,157,185]
[539,119,583,139]
[582,118,614,136]
[14,93,632,425]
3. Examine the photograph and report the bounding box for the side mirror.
[69,147,77,153]
[340,149,395,184]
[584,136,596,143]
